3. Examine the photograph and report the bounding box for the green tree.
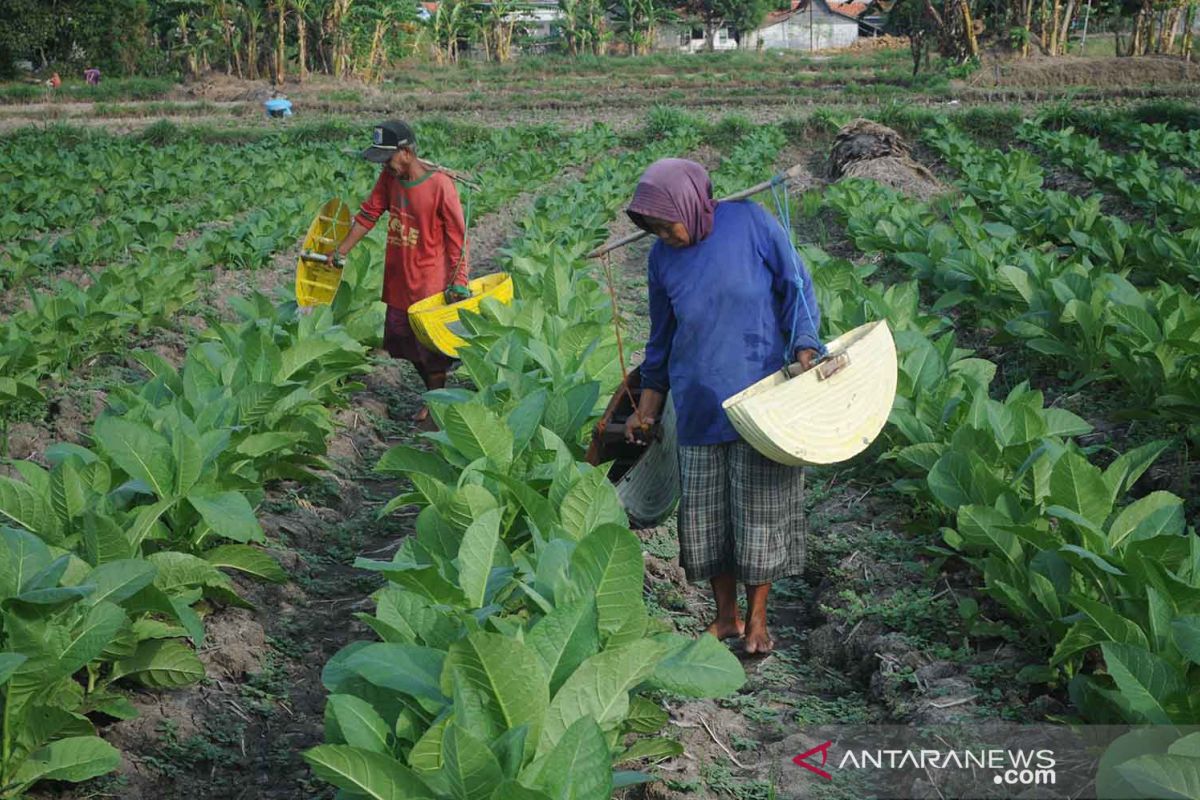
[682,0,766,49]
[0,0,151,76]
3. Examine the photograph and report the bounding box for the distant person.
[84,68,101,85]
[331,120,471,429]
[46,72,61,89]
[623,158,821,656]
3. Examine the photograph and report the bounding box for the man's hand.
[444,283,472,304]
[331,251,346,270]
[793,348,819,373]
[624,412,655,445]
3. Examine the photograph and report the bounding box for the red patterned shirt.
[354,169,469,310]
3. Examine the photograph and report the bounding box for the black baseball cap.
[360,120,416,163]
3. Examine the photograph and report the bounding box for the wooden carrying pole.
[586,163,808,260]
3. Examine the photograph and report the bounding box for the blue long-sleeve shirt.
[640,200,821,447]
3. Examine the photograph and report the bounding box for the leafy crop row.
[819,128,1200,441]
[801,133,1199,726]
[1018,122,1200,230]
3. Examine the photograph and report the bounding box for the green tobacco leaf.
[526,598,600,695]
[487,472,557,538]
[376,445,459,484]
[173,427,204,497]
[559,469,626,541]
[538,639,669,755]
[236,431,305,458]
[148,551,232,593]
[1101,642,1187,725]
[440,632,549,757]
[1068,595,1150,650]
[346,643,447,704]
[0,652,28,686]
[112,640,205,688]
[203,544,287,583]
[409,715,449,776]
[646,633,746,698]
[458,508,503,608]
[187,490,264,544]
[442,721,504,800]
[82,512,134,565]
[58,601,126,678]
[1115,753,1200,800]
[506,389,549,455]
[10,736,120,789]
[567,524,644,643]
[277,339,346,382]
[490,782,552,800]
[616,737,684,764]
[0,527,52,599]
[94,415,174,498]
[1102,440,1171,507]
[623,696,668,734]
[1169,734,1200,758]
[127,498,176,551]
[523,717,612,800]
[1050,451,1113,527]
[1171,616,1200,665]
[927,451,976,509]
[444,403,514,471]
[305,744,435,800]
[1108,492,1185,549]
[83,559,157,607]
[0,475,61,542]
[955,505,1023,565]
[325,694,391,754]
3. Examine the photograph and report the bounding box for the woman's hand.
[624,411,655,445]
[793,348,819,373]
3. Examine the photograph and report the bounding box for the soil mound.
[829,119,945,200]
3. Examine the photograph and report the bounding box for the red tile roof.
[763,0,803,25]
[828,1,869,17]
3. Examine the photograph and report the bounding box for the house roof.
[762,0,802,26]
[828,1,869,18]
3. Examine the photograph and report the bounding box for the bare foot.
[412,406,430,422]
[743,621,774,655]
[706,618,745,641]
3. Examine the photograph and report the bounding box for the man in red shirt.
[333,120,469,427]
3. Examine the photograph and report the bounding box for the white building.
[653,0,860,52]
[747,0,861,50]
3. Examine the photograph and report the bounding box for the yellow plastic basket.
[296,198,353,307]
[408,273,514,357]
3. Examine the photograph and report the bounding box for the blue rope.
[768,174,826,362]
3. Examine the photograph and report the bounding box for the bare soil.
[971,54,1200,88]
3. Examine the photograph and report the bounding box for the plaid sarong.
[677,440,807,585]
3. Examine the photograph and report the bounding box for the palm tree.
[245,0,264,79]
[275,0,288,82]
[293,0,312,80]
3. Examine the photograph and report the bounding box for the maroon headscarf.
[626,158,717,244]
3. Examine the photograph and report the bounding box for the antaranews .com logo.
[793,740,1057,788]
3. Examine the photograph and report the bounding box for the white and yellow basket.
[723,320,897,466]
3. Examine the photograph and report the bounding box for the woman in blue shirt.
[623,158,821,655]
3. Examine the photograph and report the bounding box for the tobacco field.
[0,93,1198,800]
